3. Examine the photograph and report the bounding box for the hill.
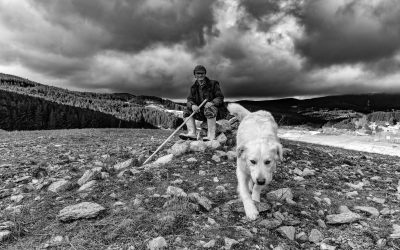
[0,73,184,131]
[0,128,399,249]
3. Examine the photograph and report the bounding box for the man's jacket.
[186,77,227,119]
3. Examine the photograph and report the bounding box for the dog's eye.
[264,160,271,165]
[250,160,257,165]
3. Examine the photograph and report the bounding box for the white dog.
[227,103,283,220]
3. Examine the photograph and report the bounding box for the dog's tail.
[227,103,250,121]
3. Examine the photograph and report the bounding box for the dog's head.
[237,140,283,186]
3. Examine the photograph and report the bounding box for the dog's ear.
[275,143,283,161]
[237,144,246,159]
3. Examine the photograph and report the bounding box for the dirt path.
[279,128,400,157]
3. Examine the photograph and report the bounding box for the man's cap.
[193,65,206,75]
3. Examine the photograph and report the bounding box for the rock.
[322,198,331,206]
[294,176,305,182]
[148,236,167,250]
[320,242,336,250]
[226,151,236,161]
[199,170,206,175]
[166,186,187,197]
[259,219,282,229]
[216,185,227,193]
[380,208,397,215]
[267,188,294,202]
[326,212,362,224]
[187,157,197,162]
[153,154,173,165]
[42,235,65,248]
[338,206,351,213]
[213,177,219,182]
[10,194,24,203]
[224,237,239,249]
[212,155,221,162]
[308,229,323,243]
[0,230,11,242]
[353,206,379,217]
[376,239,386,248]
[371,197,385,204]
[277,226,295,240]
[389,224,400,239]
[293,168,303,176]
[234,226,253,238]
[0,221,15,230]
[0,189,12,199]
[302,168,315,176]
[346,182,365,190]
[113,159,133,171]
[205,140,221,149]
[189,141,207,152]
[168,141,190,156]
[78,180,97,192]
[188,192,212,211]
[216,133,228,144]
[346,191,358,198]
[58,202,106,222]
[203,239,216,248]
[295,232,308,242]
[78,169,100,186]
[48,179,73,193]
[217,120,232,133]
[317,219,327,228]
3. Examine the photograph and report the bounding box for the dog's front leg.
[237,166,259,220]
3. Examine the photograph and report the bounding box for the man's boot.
[179,117,197,140]
[203,117,216,141]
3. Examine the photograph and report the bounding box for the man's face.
[194,71,206,81]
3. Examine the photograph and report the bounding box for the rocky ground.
[0,127,400,250]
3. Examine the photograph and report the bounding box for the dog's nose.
[256,178,266,185]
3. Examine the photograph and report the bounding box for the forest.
[0,73,183,131]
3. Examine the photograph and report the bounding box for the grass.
[1,128,400,249]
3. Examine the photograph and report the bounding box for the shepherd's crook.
[142,99,208,165]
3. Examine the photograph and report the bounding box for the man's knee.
[204,106,218,119]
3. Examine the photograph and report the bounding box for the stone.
[234,226,253,238]
[10,194,24,203]
[153,154,173,165]
[58,202,106,222]
[217,120,232,133]
[353,206,379,217]
[188,192,212,211]
[78,180,97,192]
[308,229,323,243]
[226,151,236,161]
[322,198,331,206]
[277,226,295,240]
[212,155,221,162]
[0,221,15,230]
[295,232,308,242]
[326,212,362,224]
[0,189,12,199]
[317,219,327,228]
[168,141,190,156]
[346,182,365,190]
[302,168,315,176]
[371,197,385,204]
[187,157,197,162]
[0,230,11,242]
[224,237,239,249]
[148,236,167,250]
[203,239,216,248]
[166,186,187,197]
[78,169,100,186]
[338,206,351,213]
[189,141,207,152]
[320,242,337,250]
[259,219,282,229]
[48,179,72,193]
[205,140,221,150]
[113,159,133,171]
[216,133,228,144]
[293,168,303,176]
[267,188,294,202]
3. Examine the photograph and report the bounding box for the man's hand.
[191,105,200,113]
[204,102,214,109]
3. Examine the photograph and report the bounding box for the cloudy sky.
[1,0,400,100]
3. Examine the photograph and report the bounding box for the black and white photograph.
[1,0,400,249]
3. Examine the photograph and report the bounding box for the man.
[179,65,226,141]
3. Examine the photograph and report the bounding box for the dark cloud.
[33,0,217,52]
[295,0,400,66]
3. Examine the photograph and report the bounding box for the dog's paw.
[245,206,259,220]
